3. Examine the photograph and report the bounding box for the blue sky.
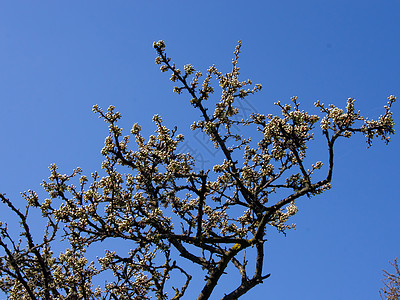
[0,1,399,299]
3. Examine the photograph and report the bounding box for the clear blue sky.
[0,1,399,299]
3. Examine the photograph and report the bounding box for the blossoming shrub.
[0,41,396,300]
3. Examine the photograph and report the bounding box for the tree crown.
[0,41,396,300]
